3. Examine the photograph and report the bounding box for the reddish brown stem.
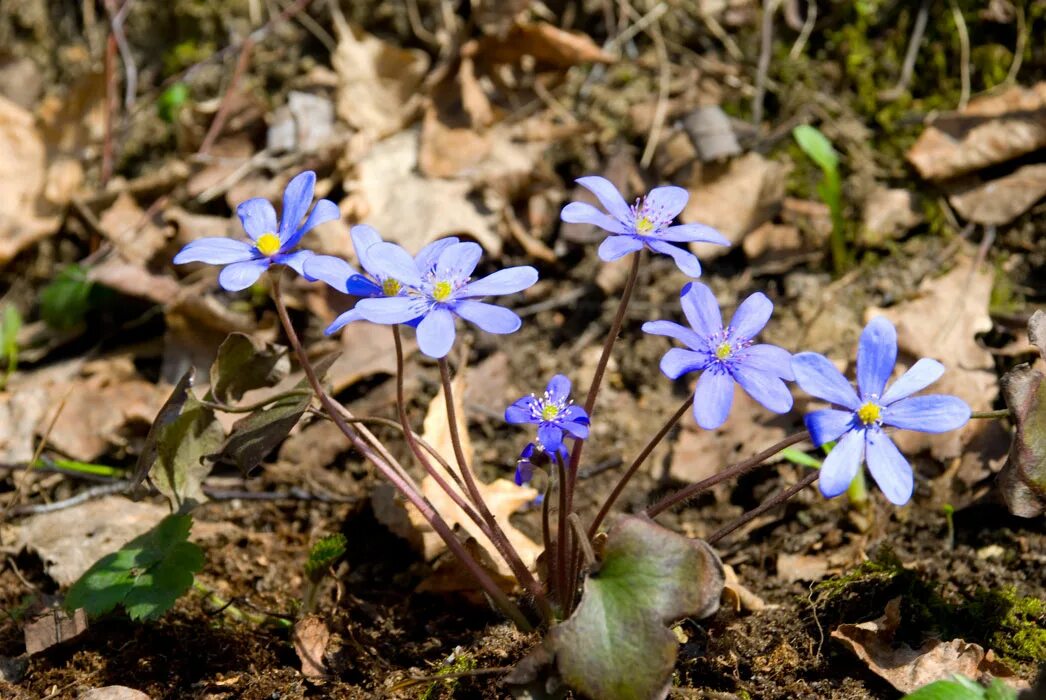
[706,469,819,544]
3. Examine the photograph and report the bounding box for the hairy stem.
[556,453,570,609]
[707,469,819,544]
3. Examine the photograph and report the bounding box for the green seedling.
[0,305,21,389]
[301,533,347,615]
[792,125,848,275]
[942,503,955,550]
[157,83,189,123]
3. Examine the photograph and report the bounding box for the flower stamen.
[432,280,453,302]
[382,278,402,296]
[857,401,882,425]
[255,233,281,257]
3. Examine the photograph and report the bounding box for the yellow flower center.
[382,278,401,296]
[715,342,733,360]
[541,404,561,421]
[635,216,654,235]
[432,280,453,302]
[255,233,281,257]
[857,402,881,425]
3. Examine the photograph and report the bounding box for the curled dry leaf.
[292,614,330,679]
[98,192,170,266]
[473,22,615,67]
[947,163,1046,226]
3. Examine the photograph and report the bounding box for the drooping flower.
[642,282,794,430]
[791,316,971,505]
[514,441,569,487]
[560,176,729,277]
[350,240,538,358]
[173,171,339,291]
[303,225,459,334]
[505,374,590,455]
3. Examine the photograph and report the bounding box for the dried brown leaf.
[948,163,1046,226]
[292,614,330,679]
[474,22,615,67]
[24,607,88,655]
[98,192,170,266]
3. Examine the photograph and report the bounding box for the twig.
[101,30,118,186]
[10,482,129,516]
[104,0,137,109]
[752,0,781,127]
[706,469,818,544]
[879,1,928,101]
[950,0,971,110]
[639,16,670,169]
[2,394,71,520]
[604,2,668,54]
[1005,3,1026,85]
[788,0,817,61]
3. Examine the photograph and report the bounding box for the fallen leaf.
[292,614,330,679]
[24,607,88,654]
[722,563,770,612]
[683,105,741,162]
[267,90,336,154]
[997,313,1046,516]
[860,187,921,245]
[776,553,829,583]
[78,687,151,700]
[326,321,403,393]
[742,222,807,270]
[98,192,170,266]
[185,135,254,199]
[88,259,181,306]
[947,163,1046,226]
[474,22,615,67]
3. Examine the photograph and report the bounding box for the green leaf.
[793,124,839,174]
[65,514,204,621]
[208,332,289,404]
[305,533,347,582]
[152,393,225,512]
[131,369,197,491]
[220,391,310,474]
[40,264,94,330]
[157,83,189,123]
[901,675,1017,700]
[550,516,724,700]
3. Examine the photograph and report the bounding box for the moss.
[421,649,476,700]
[965,588,1046,664]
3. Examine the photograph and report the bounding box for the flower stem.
[270,272,533,632]
[706,469,819,544]
[588,395,693,538]
[556,453,570,609]
[846,468,869,507]
[645,431,811,518]
[970,409,1011,420]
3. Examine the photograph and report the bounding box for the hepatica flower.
[643,282,794,430]
[303,225,459,334]
[560,176,729,276]
[351,240,538,358]
[792,316,971,505]
[514,441,569,487]
[505,375,590,454]
[173,171,339,291]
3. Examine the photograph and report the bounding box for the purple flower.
[173,171,339,291]
[505,374,590,454]
[560,176,729,277]
[514,442,568,486]
[791,316,971,505]
[642,282,794,430]
[351,240,538,358]
[303,225,459,334]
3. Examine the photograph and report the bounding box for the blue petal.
[865,431,913,505]
[641,320,704,351]
[363,242,423,287]
[355,296,428,324]
[574,176,632,223]
[644,185,689,219]
[465,266,538,297]
[680,282,722,341]
[738,344,794,381]
[173,238,256,265]
[857,316,897,400]
[732,365,793,414]
[515,461,534,486]
[660,348,708,379]
[560,420,589,440]
[346,274,383,297]
[560,405,588,423]
[597,235,643,261]
[303,255,360,291]
[882,395,970,433]
[325,308,364,334]
[660,224,730,246]
[818,428,864,499]
[537,423,564,453]
[728,292,773,341]
[561,202,629,234]
[218,258,270,291]
[453,300,521,334]
[544,375,570,403]
[505,396,538,424]
[791,353,860,410]
[350,225,384,274]
[236,198,278,240]
[283,198,340,250]
[273,250,315,278]
[415,237,459,272]
[416,307,456,358]
[646,240,702,277]
[693,369,735,430]
[278,171,316,240]
[435,241,482,282]
[803,408,855,447]
[881,358,945,405]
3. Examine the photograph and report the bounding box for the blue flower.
[514,441,569,487]
[349,240,538,358]
[791,316,971,505]
[173,171,339,291]
[505,375,590,454]
[642,282,794,430]
[560,176,729,277]
[303,225,459,334]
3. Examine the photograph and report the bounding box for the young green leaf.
[793,124,839,174]
[901,676,1016,700]
[40,264,95,330]
[157,83,189,123]
[304,534,347,582]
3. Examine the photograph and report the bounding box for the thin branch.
[706,469,818,544]
[752,0,781,126]
[950,0,971,110]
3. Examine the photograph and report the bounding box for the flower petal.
[303,255,360,291]
[415,237,459,272]
[646,240,702,277]
[660,223,730,246]
[693,370,735,429]
[453,300,521,334]
[465,266,539,297]
[803,408,855,447]
[546,374,571,402]
[791,352,861,410]
[283,198,340,250]
[738,344,794,381]
[355,296,428,324]
[435,241,483,282]
[325,308,364,334]
[273,250,315,278]
[505,396,538,424]
[561,202,628,234]
[236,198,278,240]
[597,235,644,261]
[857,316,897,399]
[881,358,945,405]
[278,171,315,240]
[641,320,704,350]
[217,258,270,292]
[363,242,423,287]
[865,431,914,505]
[882,395,971,433]
[416,307,456,358]
[732,365,793,414]
[173,238,256,265]
[680,282,723,340]
[561,420,589,440]
[818,428,864,499]
[346,274,383,297]
[538,423,565,453]
[644,185,689,219]
[728,292,773,341]
[350,225,383,273]
[660,348,708,379]
[574,175,632,223]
